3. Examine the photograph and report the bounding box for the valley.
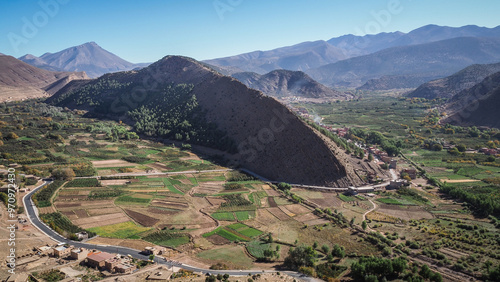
[1,3,500,280]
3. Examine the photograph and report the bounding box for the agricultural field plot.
[263,186,281,196]
[283,204,313,215]
[87,221,151,239]
[150,199,189,210]
[205,234,230,245]
[196,245,254,270]
[226,223,263,238]
[195,172,226,182]
[142,230,190,248]
[293,189,343,207]
[278,205,296,217]
[124,209,160,227]
[115,194,153,206]
[191,182,224,195]
[100,179,131,186]
[74,212,130,229]
[266,207,292,221]
[91,159,137,168]
[254,208,280,224]
[205,197,226,206]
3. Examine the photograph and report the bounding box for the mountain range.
[231,69,347,99]
[407,62,500,99]
[0,54,88,102]
[306,37,500,88]
[48,56,361,187]
[206,24,500,89]
[19,42,149,78]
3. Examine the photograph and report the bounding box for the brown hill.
[0,54,88,102]
[232,69,348,99]
[49,56,361,187]
[443,71,500,128]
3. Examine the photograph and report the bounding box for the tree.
[362,220,368,230]
[331,244,345,259]
[431,144,443,151]
[284,246,317,269]
[419,264,432,279]
[313,241,318,249]
[321,245,330,254]
[457,144,467,152]
[368,153,374,161]
[51,168,75,180]
[6,132,19,140]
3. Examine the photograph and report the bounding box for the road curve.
[22,182,317,281]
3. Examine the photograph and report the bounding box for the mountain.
[306,37,500,88]
[357,75,439,91]
[203,40,348,74]
[443,71,500,128]
[407,62,500,99]
[0,54,88,102]
[231,69,347,99]
[18,54,63,72]
[19,42,149,78]
[204,25,500,76]
[328,24,500,57]
[48,56,361,187]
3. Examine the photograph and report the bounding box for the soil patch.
[268,197,278,207]
[206,234,230,245]
[124,209,160,227]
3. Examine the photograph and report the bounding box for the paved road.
[22,182,317,281]
[76,169,232,179]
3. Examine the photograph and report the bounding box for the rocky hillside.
[306,37,500,88]
[232,69,347,99]
[443,71,500,128]
[407,62,500,99]
[0,54,88,102]
[19,42,148,78]
[49,56,361,187]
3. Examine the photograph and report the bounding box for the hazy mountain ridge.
[204,40,348,74]
[49,56,361,187]
[19,42,149,78]
[444,71,500,128]
[407,62,500,99]
[205,24,500,78]
[232,69,347,99]
[306,37,500,88]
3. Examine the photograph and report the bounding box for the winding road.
[22,182,318,281]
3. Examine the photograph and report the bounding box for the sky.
[1,0,499,63]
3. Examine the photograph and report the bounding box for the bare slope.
[444,71,500,128]
[0,54,88,101]
[49,56,361,187]
[232,69,347,99]
[407,62,500,99]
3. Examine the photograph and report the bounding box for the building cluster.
[479,147,500,156]
[35,244,139,274]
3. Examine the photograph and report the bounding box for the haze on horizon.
[1,0,499,63]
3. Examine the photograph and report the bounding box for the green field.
[142,231,190,248]
[212,212,236,221]
[246,240,275,259]
[115,195,152,205]
[376,198,403,205]
[87,221,151,239]
[196,246,254,269]
[339,194,357,202]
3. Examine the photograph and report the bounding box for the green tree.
[362,220,368,230]
[51,168,76,180]
[331,244,345,259]
[457,144,467,152]
[284,246,317,269]
[6,132,19,140]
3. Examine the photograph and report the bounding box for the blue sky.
[1,0,499,63]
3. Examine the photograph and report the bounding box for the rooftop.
[87,252,115,262]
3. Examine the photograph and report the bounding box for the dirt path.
[362,198,377,232]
